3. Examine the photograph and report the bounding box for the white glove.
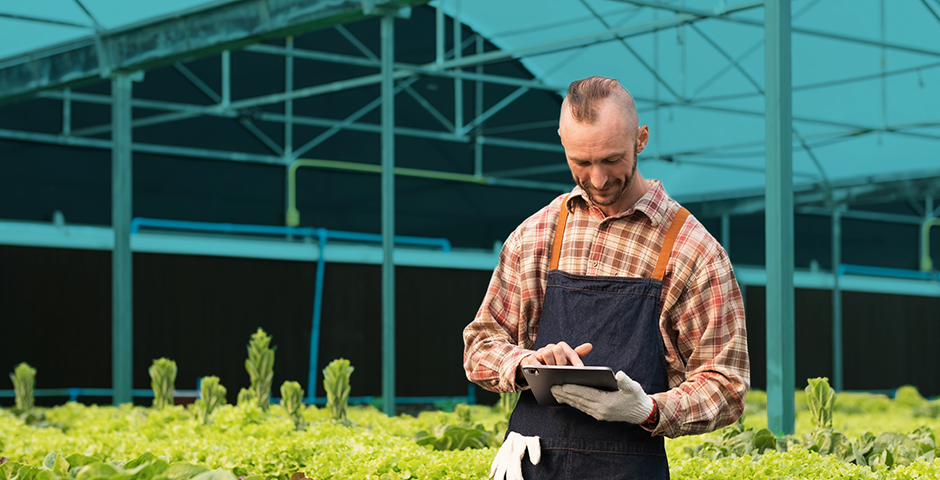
[490,431,541,480]
[550,370,654,424]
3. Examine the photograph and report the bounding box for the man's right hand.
[521,342,592,367]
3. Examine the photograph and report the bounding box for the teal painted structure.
[764,0,795,435]
[1,0,939,415]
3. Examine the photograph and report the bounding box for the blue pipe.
[129,218,451,251]
[130,218,452,401]
[308,229,327,403]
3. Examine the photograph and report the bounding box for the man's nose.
[590,168,608,189]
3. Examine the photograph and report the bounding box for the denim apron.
[507,197,689,480]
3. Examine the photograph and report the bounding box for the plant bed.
[1,389,939,480]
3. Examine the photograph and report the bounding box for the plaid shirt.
[463,180,749,438]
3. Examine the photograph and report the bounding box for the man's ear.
[635,124,650,154]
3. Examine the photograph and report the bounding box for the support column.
[764,0,795,435]
[922,194,934,266]
[474,34,484,178]
[435,1,444,66]
[832,208,843,392]
[221,51,231,108]
[453,0,463,133]
[112,75,133,405]
[380,14,397,416]
[62,88,71,136]
[285,37,294,158]
[721,213,731,255]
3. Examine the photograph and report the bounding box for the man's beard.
[575,148,638,208]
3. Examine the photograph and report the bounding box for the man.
[463,76,749,480]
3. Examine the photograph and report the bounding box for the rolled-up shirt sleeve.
[462,229,538,393]
[645,247,750,438]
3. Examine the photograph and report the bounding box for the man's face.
[559,101,642,210]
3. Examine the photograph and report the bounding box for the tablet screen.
[521,365,617,406]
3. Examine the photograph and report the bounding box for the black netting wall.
[2,245,938,408]
[0,245,496,406]
[745,286,940,397]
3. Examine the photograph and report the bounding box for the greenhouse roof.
[439,0,940,205]
[1,0,939,208]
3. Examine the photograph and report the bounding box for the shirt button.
[592,261,598,267]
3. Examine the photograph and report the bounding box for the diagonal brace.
[289,77,418,159]
[459,86,529,136]
[579,0,686,103]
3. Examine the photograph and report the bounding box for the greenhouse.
[1,0,939,478]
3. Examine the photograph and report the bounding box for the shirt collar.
[567,180,669,227]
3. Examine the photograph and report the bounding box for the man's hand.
[490,432,540,480]
[521,342,592,367]
[550,370,654,424]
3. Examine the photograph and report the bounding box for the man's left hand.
[550,370,654,424]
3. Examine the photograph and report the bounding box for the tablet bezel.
[521,364,618,406]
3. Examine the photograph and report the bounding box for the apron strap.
[652,207,690,281]
[549,197,690,280]
[549,195,570,271]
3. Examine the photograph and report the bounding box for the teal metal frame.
[764,0,796,435]
[112,75,134,406]
[380,13,397,417]
[832,209,843,392]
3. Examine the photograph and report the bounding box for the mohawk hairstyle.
[564,76,624,123]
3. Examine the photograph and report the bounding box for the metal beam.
[459,86,529,136]
[336,24,380,62]
[695,172,940,218]
[453,0,464,134]
[765,0,795,436]
[689,23,763,94]
[5,219,940,297]
[62,89,71,136]
[695,60,940,104]
[832,208,843,392]
[721,213,731,255]
[73,0,103,31]
[0,12,94,29]
[425,6,758,71]
[245,43,940,104]
[579,0,686,102]
[289,77,417,159]
[381,14,397,416]
[436,0,444,65]
[799,207,926,225]
[615,0,940,58]
[111,75,133,406]
[474,34,484,178]
[41,46,938,147]
[0,0,429,103]
[285,37,295,158]
[237,45,940,141]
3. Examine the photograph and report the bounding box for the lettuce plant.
[149,358,177,410]
[194,376,227,425]
[323,358,353,422]
[245,328,275,411]
[806,377,835,429]
[236,388,256,407]
[280,381,305,431]
[10,362,36,412]
[414,404,495,451]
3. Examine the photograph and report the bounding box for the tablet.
[521,365,618,406]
